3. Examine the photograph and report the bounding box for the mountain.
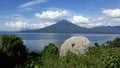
[90,26,120,34]
[21,20,120,34]
[22,20,91,33]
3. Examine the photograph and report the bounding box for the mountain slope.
[21,20,120,34]
[90,26,120,34]
[23,20,91,33]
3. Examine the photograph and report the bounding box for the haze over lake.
[0,33,120,52]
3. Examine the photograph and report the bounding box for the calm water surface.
[0,33,120,51]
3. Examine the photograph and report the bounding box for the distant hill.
[21,20,120,34]
[90,26,120,34]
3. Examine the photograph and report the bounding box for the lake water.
[0,33,120,52]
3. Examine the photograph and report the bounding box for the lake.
[0,33,120,52]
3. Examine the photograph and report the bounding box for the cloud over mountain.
[71,15,89,24]
[102,8,120,18]
[35,10,69,21]
[2,8,120,31]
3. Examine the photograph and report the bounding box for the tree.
[107,37,120,48]
[0,35,28,67]
[94,42,100,47]
[0,38,2,47]
[0,49,13,68]
[41,43,58,60]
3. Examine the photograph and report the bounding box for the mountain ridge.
[21,20,120,34]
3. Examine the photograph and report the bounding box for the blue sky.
[0,0,120,31]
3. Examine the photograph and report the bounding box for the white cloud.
[5,21,55,30]
[29,22,55,28]
[35,10,69,21]
[112,18,120,21]
[71,15,89,24]
[102,8,120,23]
[102,8,120,18]
[70,15,110,28]
[19,0,47,8]
[2,8,120,31]
[85,17,104,28]
[5,21,28,29]
[86,22,103,28]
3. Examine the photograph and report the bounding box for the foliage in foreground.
[107,37,120,47]
[0,35,120,68]
[0,35,28,68]
[25,37,120,68]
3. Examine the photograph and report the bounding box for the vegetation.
[0,35,28,68]
[0,35,120,68]
[107,37,120,47]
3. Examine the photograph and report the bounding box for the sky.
[1,0,120,31]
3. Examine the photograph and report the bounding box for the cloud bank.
[71,15,89,24]
[3,8,120,31]
[35,10,69,21]
[102,8,120,18]
[5,21,55,30]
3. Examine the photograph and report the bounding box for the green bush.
[101,53,120,68]
[25,57,41,68]
[94,42,100,47]
[0,35,28,68]
[41,43,59,60]
[107,37,120,48]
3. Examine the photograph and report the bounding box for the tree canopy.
[0,35,28,68]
